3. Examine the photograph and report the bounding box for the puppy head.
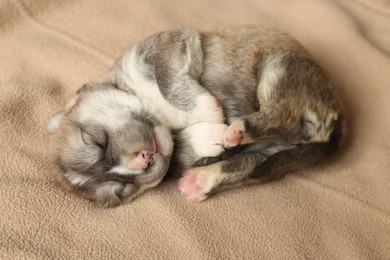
[47,83,173,207]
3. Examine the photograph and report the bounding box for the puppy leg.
[224,104,299,148]
[170,122,227,177]
[150,29,224,125]
[132,28,225,126]
[180,122,227,158]
[179,153,267,201]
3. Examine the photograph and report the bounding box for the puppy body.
[48,26,344,206]
[177,27,343,201]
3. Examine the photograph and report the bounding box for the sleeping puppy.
[48,25,344,207]
[47,84,174,208]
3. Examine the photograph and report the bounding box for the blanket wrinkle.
[295,175,390,219]
[353,0,390,15]
[1,0,390,259]
[337,0,390,54]
[15,0,115,64]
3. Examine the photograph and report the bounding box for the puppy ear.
[77,82,115,95]
[47,83,101,135]
[47,90,80,134]
[47,111,65,134]
[76,82,96,94]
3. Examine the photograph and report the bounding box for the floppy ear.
[76,82,95,94]
[47,85,84,134]
[77,82,115,94]
[47,92,79,134]
[47,111,65,134]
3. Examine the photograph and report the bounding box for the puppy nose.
[127,150,155,170]
[140,150,153,160]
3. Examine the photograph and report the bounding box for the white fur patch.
[76,89,142,130]
[258,54,286,103]
[96,183,122,197]
[47,111,65,134]
[189,94,224,124]
[304,110,320,126]
[153,125,173,157]
[109,165,144,175]
[303,110,337,142]
[65,172,92,186]
[183,122,227,157]
[326,112,338,127]
[304,110,323,142]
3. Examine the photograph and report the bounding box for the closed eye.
[302,119,314,126]
[81,129,109,151]
[95,141,107,150]
[96,131,109,151]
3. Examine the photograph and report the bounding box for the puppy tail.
[249,116,345,182]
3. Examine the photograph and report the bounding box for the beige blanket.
[1,0,389,259]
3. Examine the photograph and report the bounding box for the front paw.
[190,94,224,124]
[179,163,223,202]
[185,122,227,158]
[224,120,246,149]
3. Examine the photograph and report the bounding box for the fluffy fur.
[48,25,344,207]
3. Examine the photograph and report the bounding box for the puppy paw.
[190,94,224,124]
[179,163,223,202]
[224,120,245,148]
[179,169,209,202]
[185,122,227,157]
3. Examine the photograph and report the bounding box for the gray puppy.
[48,26,344,207]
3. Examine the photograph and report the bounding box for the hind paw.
[178,163,223,202]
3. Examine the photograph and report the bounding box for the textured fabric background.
[0,0,389,259]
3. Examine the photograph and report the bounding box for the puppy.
[48,26,344,206]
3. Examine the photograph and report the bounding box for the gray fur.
[48,26,344,206]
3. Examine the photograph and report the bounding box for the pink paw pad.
[179,170,207,202]
[224,121,245,148]
[225,129,242,145]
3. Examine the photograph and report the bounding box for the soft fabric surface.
[1,0,389,259]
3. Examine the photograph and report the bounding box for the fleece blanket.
[1,0,389,259]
